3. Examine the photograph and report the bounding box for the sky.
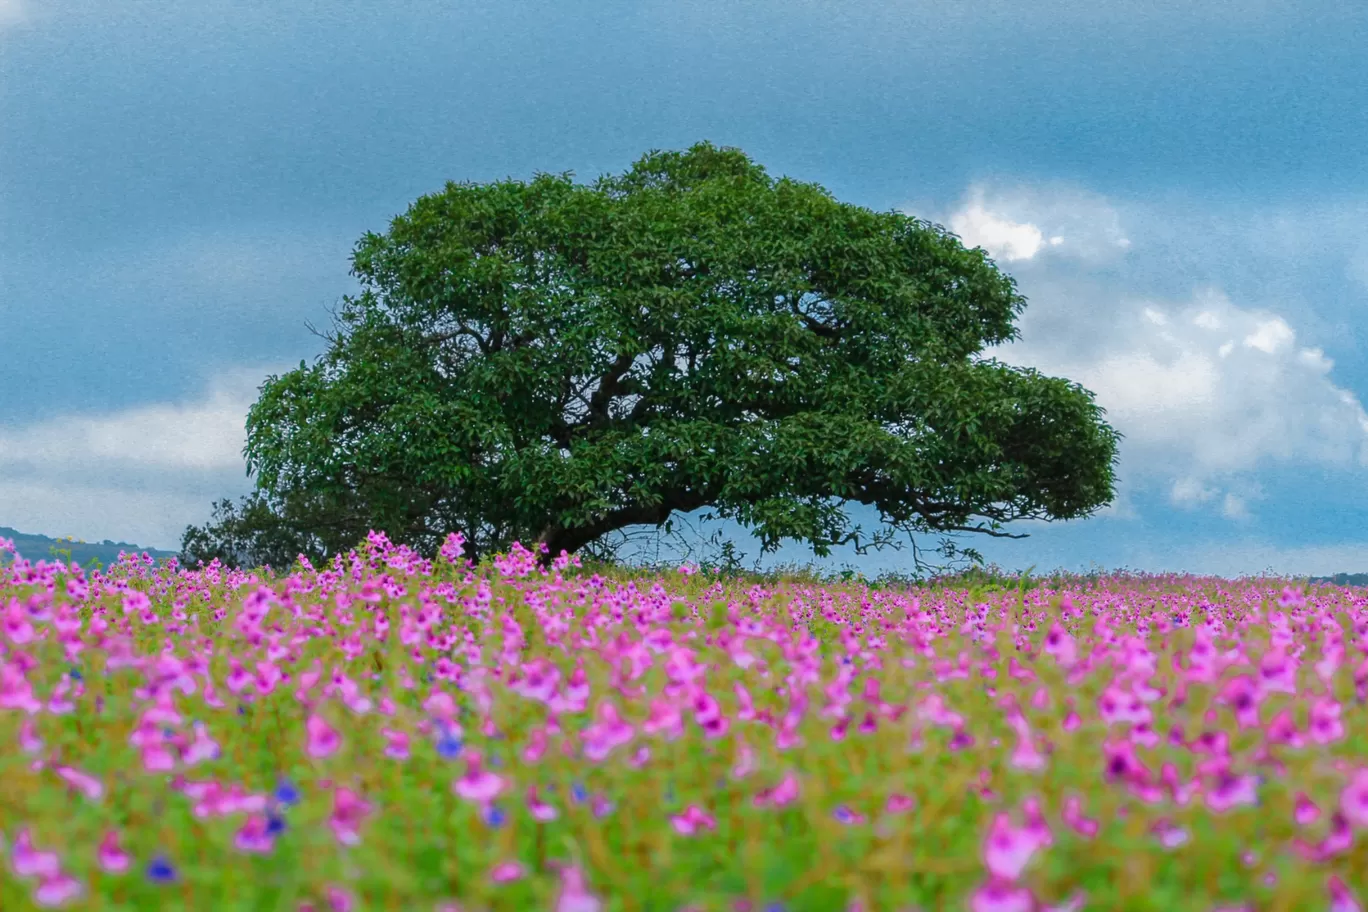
[4,0,1368,577]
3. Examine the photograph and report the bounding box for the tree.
[181,140,1121,572]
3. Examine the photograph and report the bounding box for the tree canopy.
[180,141,1121,573]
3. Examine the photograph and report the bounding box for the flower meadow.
[3,533,1368,911]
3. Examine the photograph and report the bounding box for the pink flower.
[54,765,103,801]
[96,831,130,873]
[1309,698,1344,744]
[453,751,506,803]
[182,721,221,765]
[1329,875,1362,912]
[325,885,355,912]
[1294,792,1321,826]
[983,812,1041,881]
[18,719,43,753]
[328,788,372,846]
[885,793,916,814]
[1041,622,1076,667]
[731,741,756,779]
[582,700,635,761]
[10,829,61,879]
[1009,735,1048,772]
[1151,819,1189,849]
[423,691,459,724]
[1205,772,1259,814]
[670,804,717,836]
[753,772,800,808]
[1340,769,1368,828]
[969,878,1036,912]
[141,742,177,772]
[381,728,411,760]
[554,863,601,912]
[33,872,82,908]
[526,786,558,821]
[306,714,342,758]
[489,861,524,884]
[234,814,276,853]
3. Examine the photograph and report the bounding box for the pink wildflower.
[33,872,82,908]
[554,863,601,912]
[54,765,103,801]
[982,812,1041,881]
[1329,875,1362,912]
[306,713,342,758]
[328,788,372,846]
[96,831,130,873]
[489,861,524,883]
[670,805,717,836]
[969,878,1036,912]
[453,751,506,803]
[234,814,276,854]
[1341,769,1368,828]
[10,829,61,879]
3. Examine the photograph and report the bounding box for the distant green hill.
[0,526,179,569]
[1309,572,1368,587]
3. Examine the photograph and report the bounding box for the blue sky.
[4,0,1368,576]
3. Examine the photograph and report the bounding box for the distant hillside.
[0,526,179,569]
[1309,572,1368,587]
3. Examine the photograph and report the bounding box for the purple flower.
[436,731,464,760]
[274,780,300,806]
[146,855,176,883]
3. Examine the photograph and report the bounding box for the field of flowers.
[2,530,1367,911]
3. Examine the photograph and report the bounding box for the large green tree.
[181,141,1121,572]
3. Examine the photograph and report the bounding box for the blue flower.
[485,805,506,827]
[570,782,588,804]
[274,780,300,806]
[436,732,463,760]
[68,668,83,681]
[266,814,286,835]
[833,805,855,824]
[146,856,176,883]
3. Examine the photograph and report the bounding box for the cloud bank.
[0,365,287,549]
[922,183,1368,528]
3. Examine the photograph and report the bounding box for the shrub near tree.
[180,141,1122,573]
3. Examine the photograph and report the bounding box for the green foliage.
[184,141,1121,571]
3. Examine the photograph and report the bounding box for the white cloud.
[1242,316,1295,354]
[1053,288,1368,483]
[1299,347,1334,373]
[0,364,289,549]
[948,191,1045,262]
[0,367,271,472]
[937,182,1132,266]
[955,182,1368,525]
